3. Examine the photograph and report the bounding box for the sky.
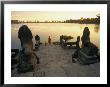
[11,11,100,22]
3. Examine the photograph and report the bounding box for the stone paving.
[12,44,100,77]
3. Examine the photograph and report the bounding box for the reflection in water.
[94,25,99,33]
[11,23,100,49]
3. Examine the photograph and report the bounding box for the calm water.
[11,23,100,49]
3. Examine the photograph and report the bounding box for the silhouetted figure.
[72,27,99,64]
[17,25,39,73]
[48,36,51,45]
[18,25,33,52]
[79,27,99,64]
[35,35,40,41]
[35,35,40,49]
[81,27,90,47]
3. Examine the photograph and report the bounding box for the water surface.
[11,23,100,49]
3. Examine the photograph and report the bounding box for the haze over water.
[11,23,100,49]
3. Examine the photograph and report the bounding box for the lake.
[11,23,100,49]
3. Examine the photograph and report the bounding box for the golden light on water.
[11,11,100,22]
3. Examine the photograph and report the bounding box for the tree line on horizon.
[11,14,100,24]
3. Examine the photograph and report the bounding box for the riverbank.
[12,44,100,77]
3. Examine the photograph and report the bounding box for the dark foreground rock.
[17,25,39,73]
[72,27,99,65]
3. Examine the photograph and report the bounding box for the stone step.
[78,50,99,65]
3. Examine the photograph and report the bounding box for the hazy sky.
[11,11,100,22]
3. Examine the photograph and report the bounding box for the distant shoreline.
[11,22,100,24]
